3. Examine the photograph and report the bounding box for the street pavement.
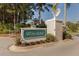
[0,36,79,56]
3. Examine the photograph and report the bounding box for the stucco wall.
[45,19,63,41]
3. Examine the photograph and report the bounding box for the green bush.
[40,40,46,43]
[14,37,21,46]
[15,23,31,33]
[67,22,78,32]
[63,31,72,40]
[15,23,25,30]
[36,24,47,28]
[0,23,14,34]
[21,42,30,46]
[25,24,31,27]
[46,34,56,42]
[30,42,36,45]
[36,41,41,44]
[0,22,31,34]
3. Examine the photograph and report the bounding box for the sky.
[34,3,79,22]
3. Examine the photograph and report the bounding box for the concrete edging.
[9,42,57,52]
[9,39,73,52]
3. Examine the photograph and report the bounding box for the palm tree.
[34,3,52,24]
[19,4,34,23]
[52,3,58,20]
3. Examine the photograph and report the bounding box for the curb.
[9,42,57,52]
[9,40,73,52]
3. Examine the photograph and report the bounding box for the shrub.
[63,31,72,40]
[36,24,47,28]
[40,40,46,43]
[15,23,25,30]
[36,41,41,44]
[46,34,56,42]
[21,42,30,46]
[67,22,78,32]
[0,23,14,34]
[25,24,31,27]
[30,42,36,45]
[14,37,21,46]
[45,39,51,42]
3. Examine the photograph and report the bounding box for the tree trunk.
[17,12,19,23]
[2,6,4,24]
[39,10,41,24]
[64,3,67,29]
[14,12,16,30]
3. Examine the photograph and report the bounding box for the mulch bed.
[0,34,10,37]
[0,33,20,38]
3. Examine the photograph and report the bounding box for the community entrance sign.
[21,28,46,42]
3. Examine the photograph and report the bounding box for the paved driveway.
[0,36,79,56]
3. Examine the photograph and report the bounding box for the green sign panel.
[23,29,46,39]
